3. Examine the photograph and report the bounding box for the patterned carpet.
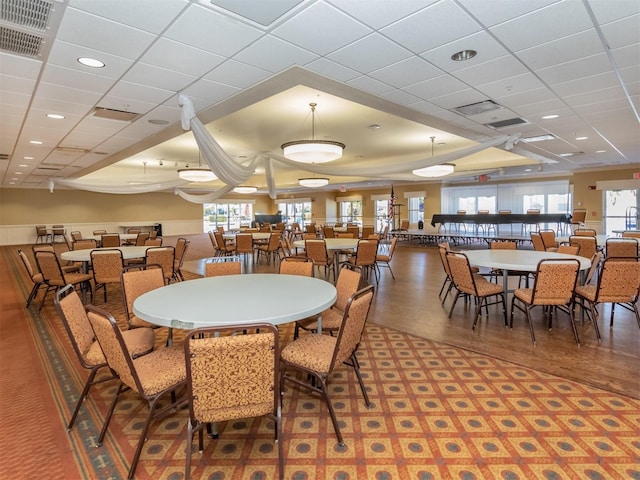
[5,247,640,479]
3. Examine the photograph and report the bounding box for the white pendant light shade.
[178,168,217,182]
[282,103,344,164]
[233,185,258,194]
[412,163,455,178]
[298,177,329,188]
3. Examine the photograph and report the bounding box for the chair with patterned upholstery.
[51,224,67,244]
[446,251,507,331]
[70,231,83,242]
[34,250,93,310]
[574,257,640,332]
[100,233,121,248]
[121,264,166,331]
[437,243,455,305]
[145,246,176,284]
[605,238,638,260]
[54,285,155,430]
[323,225,335,239]
[91,249,124,303]
[17,249,46,308]
[234,233,254,266]
[281,286,374,447]
[539,229,558,251]
[573,228,597,236]
[214,231,236,257]
[204,259,242,277]
[569,235,597,261]
[530,232,546,252]
[557,244,580,255]
[173,237,190,281]
[305,239,336,281]
[622,231,640,239]
[86,304,186,480]
[294,267,361,339]
[375,236,397,280]
[256,233,281,264]
[510,258,581,346]
[279,256,314,277]
[35,225,51,244]
[342,239,379,284]
[184,323,283,480]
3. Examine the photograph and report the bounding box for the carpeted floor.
[3,245,640,479]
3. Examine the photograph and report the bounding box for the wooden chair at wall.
[35,225,51,244]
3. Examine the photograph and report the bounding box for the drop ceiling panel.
[551,71,621,97]
[233,36,319,73]
[588,0,640,24]
[420,30,510,73]
[40,64,114,94]
[380,89,424,108]
[140,38,226,77]
[476,73,547,100]
[497,88,558,110]
[204,59,272,89]
[103,81,175,111]
[57,7,156,59]
[381,0,482,53]
[347,75,392,96]
[429,88,488,110]
[272,2,371,56]
[490,2,593,52]
[404,75,468,100]
[457,0,560,28]
[0,52,42,77]
[328,0,437,30]
[179,79,241,108]
[30,95,95,117]
[208,0,303,26]
[599,14,640,49]
[164,5,263,57]
[369,57,442,89]
[453,55,528,86]
[122,62,198,92]
[327,33,412,73]
[303,58,361,83]
[33,82,102,108]
[69,0,188,34]
[536,53,614,85]
[563,85,630,109]
[612,43,640,69]
[515,29,605,71]
[0,72,36,95]
[46,40,135,79]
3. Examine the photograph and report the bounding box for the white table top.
[557,235,639,246]
[133,274,337,330]
[223,232,271,241]
[460,249,591,272]
[60,245,151,262]
[88,233,138,242]
[293,238,360,251]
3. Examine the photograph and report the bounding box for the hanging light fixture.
[178,151,217,182]
[281,103,345,164]
[412,136,455,178]
[298,177,329,188]
[233,185,258,194]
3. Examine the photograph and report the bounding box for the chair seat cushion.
[133,344,185,395]
[514,288,571,305]
[297,308,343,332]
[574,285,596,301]
[84,327,155,366]
[281,334,337,374]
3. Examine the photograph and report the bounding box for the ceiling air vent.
[0,25,42,56]
[0,153,9,160]
[485,117,528,129]
[453,100,502,116]
[1,0,54,31]
[93,107,141,122]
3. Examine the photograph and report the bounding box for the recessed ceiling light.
[29,140,43,145]
[542,114,559,119]
[451,49,477,61]
[46,113,65,119]
[595,150,606,153]
[14,171,23,175]
[77,57,105,68]
[559,153,574,157]
[575,136,588,140]
[368,124,382,129]
[148,119,169,125]
[19,164,28,167]
[522,134,555,143]
[524,168,532,172]
[24,156,34,160]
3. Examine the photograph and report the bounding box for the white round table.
[460,249,591,293]
[133,274,337,331]
[224,232,271,241]
[293,238,359,251]
[88,233,138,242]
[61,246,151,272]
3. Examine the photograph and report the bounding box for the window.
[374,199,390,231]
[204,201,253,231]
[277,199,312,226]
[340,200,362,224]
[407,197,424,224]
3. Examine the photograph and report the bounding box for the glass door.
[603,189,639,235]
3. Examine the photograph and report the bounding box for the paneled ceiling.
[0,0,638,194]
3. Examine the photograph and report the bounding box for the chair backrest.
[149,230,158,239]
[557,244,580,255]
[330,286,375,372]
[145,238,163,246]
[353,240,378,267]
[361,226,375,238]
[121,265,165,327]
[530,259,580,305]
[208,231,219,251]
[70,231,83,241]
[73,239,98,250]
[305,224,316,233]
[400,220,409,230]
[336,233,354,238]
[437,243,452,278]
[34,250,65,287]
[323,226,335,238]
[36,225,48,235]
[385,236,398,258]
[234,233,253,253]
[127,228,141,234]
[86,305,142,393]
[279,257,314,276]
[93,229,107,235]
[622,231,640,239]
[302,233,316,240]
[573,228,597,236]
[205,260,242,277]
[184,323,279,424]
[216,226,225,234]
[539,229,556,249]
[18,249,37,279]
[54,285,100,368]
[101,233,121,248]
[477,210,489,214]
[456,210,466,215]
[605,238,638,259]
[52,225,65,235]
[347,225,360,238]
[490,240,516,250]
[334,267,362,312]
[498,210,511,214]
[135,232,150,246]
[305,240,329,263]
[593,257,640,302]
[145,246,175,282]
[214,231,228,250]
[91,249,124,284]
[526,209,540,214]
[530,233,546,252]
[175,238,190,268]
[584,251,604,285]
[446,252,477,295]
[569,235,597,259]
[571,209,587,224]
[266,233,281,251]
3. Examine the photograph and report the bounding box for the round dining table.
[61,246,151,273]
[133,273,337,332]
[292,238,359,251]
[459,249,591,293]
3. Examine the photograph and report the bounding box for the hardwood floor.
[182,234,640,399]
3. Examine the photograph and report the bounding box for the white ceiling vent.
[0,0,63,58]
[0,25,43,56]
[453,100,502,116]
[93,107,141,122]
[485,117,528,129]
[1,0,53,31]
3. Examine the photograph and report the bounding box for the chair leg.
[98,382,126,445]
[349,353,371,408]
[568,304,581,346]
[525,306,536,346]
[128,396,162,480]
[317,375,344,447]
